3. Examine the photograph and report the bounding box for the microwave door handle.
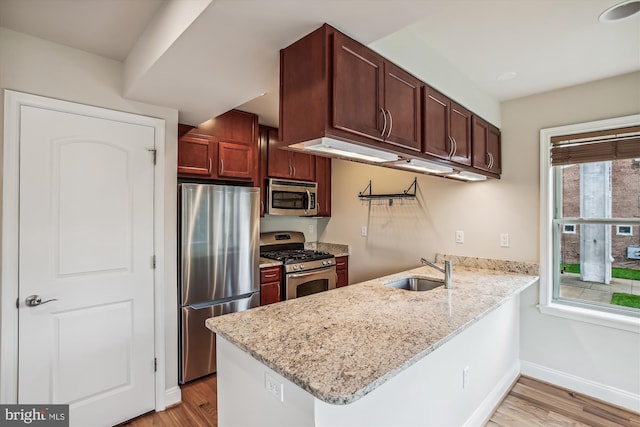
[305,189,311,214]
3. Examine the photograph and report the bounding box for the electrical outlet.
[361,226,368,237]
[500,233,510,248]
[308,224,314,233]
[455,230,464,243]
[462,366,470,389]
[265,373,284,402]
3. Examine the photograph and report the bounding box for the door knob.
[25,295,58,307]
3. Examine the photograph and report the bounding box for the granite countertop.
[305,241,350,257]
[207,256,538,405]
[259,257,282,268]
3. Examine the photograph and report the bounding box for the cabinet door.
[260,266,282,306]
[384,61,421,151]
[487,125,501,174]
[333,31,384,141]
[472,116,501,175]
[315,156,331,217]
[335,256,349,288]
[423,87,450,159]
[178,135,214,177]
[260,282,281,306]
[472,116,490,171]
[266,127,293,179]
[290,152,316,181]
[218,142,253,180]
[449,102,472,166]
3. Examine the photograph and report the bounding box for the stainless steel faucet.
[420,258,452,289]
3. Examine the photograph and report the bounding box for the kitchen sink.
[384,276,445,291]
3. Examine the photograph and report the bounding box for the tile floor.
[559,272,640,305]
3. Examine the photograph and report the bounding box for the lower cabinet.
[336,256,349,288]
[260,266,282,306]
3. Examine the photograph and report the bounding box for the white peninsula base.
[216,296,521,427]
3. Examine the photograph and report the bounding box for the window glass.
[555,158,640,313]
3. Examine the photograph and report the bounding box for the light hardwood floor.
[487,376,640,427]
[119,374,217,427]
[120,374,639,426]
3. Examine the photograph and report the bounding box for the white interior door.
[18,105,156,426]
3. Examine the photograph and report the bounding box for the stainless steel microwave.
[267,178,318,216]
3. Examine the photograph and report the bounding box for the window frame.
[540,114,640,332]
[616,225,633,236]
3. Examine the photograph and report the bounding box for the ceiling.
[1,0,638,127]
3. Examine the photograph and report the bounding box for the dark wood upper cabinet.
[423,87,472,166]
[423,87,450,159]
[333,31,385,142]
[178,134,214,177]
[315,156,331,217]
[472,116,501,176]
[280,24,422,157]
[217,142,254,179]
[280,23,500,178]
[449,102,472,166]
[178,110,258,184]
[266,126,315,181]
[333,31,422,151]
[383,61,422,151]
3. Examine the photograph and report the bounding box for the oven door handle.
[288,269,331,279]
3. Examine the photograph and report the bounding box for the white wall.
[320,71,640,405]
[320,157,536,285]
[502,72,640,407]
[0,28,180,400]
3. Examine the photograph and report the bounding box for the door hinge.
[16,298,19,309]
[154,358,157,372]
[148,149,157,165]
[151,255,156,269]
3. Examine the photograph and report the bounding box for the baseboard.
[520,361,640,413]
[164,386,182,409]
[463,361,521,427]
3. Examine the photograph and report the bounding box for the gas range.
[260,232,336,273]
[260,231,337,300]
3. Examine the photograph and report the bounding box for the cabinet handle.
[263,273,278,278]
[220,159,224,174]
[208,158,212,174]
[447,136,455,158]
[293,165,296,177]
[451,137,457,158]
[386,109,393,138]
[289,160,293,177]
[488,152,494,169]
[380,107,387,137]
[336,262,346,267]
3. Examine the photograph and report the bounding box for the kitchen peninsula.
[206,256,538,426]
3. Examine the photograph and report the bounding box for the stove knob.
[293,265,298,271]
[322,260,328,266]
[300,264,304,270]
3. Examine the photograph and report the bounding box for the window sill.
[538,302,640,333]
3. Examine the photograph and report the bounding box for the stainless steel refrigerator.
[178,183,260,383]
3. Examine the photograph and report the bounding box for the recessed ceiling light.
[497,71,517,81]
[600,0,640,22]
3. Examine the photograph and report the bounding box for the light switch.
[500,233,509,248]
[455,230,464,243]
